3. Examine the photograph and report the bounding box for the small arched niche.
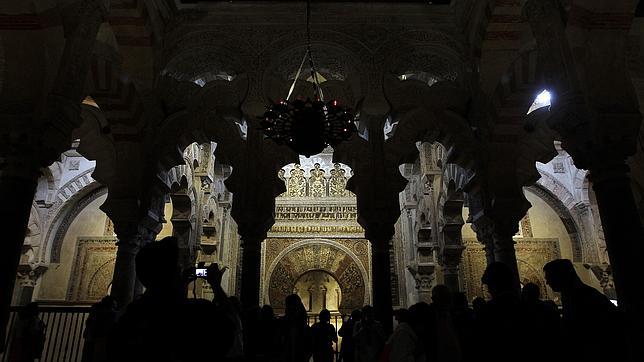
[294,270,342,314]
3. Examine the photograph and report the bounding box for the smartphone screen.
[195,268,208,277]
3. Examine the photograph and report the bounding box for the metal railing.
[1,306,90,362]
[1,307,349,362]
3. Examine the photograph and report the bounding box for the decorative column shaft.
[492,229,521,292]
[102,195,161,308]
[111,229,142,307]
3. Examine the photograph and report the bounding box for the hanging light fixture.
[260,0,357,157]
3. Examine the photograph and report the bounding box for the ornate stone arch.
[264,239,370,312]
[526,181,585,263]
[43,181,107,264]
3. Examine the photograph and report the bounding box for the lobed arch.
[525,182,585,263]
[43,181,107,265]
[264,239,370,311]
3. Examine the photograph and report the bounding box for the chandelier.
[260,1,357,157]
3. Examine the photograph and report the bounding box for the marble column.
[239,235,264,310]
[111,224,144,307]
[0,169,38,351]
[370,238,394,334]
[492,229,521,292]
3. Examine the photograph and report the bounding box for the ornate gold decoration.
[265,240,367,312]
[269,225,364,233]
[274,205,358,221]
[309,163,326,197]
[329,163,348,197]
[67,237,117,303]
[103,218,115,236]
[519,214,534,238]
[288,164,307,197]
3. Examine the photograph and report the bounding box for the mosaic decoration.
[264,239,369,313]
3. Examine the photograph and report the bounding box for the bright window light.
[527,90,552,114]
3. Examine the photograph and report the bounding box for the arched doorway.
[294,270,342,314]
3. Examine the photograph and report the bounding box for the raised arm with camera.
[205,262,245,358]
[205,263,230,306]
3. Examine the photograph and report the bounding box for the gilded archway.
[264,239,369,313]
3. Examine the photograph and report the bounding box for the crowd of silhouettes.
[29,235,624,362]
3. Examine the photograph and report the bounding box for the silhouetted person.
[311,309,337,362]
[426,285,461,362]
[279,294,312,362]
[226,296,244,360]
[109,236,234,362]
[338,309,361,362]
[353,305,385,362]
[242,305,261,360]
[387,309,420,362]
[82,296,118,362]
[7,302,45,362]
[471,297,485,316]
[520,282,562,361]
[474,262,529,362]
[452,292,474,362]
[256,305,280,361]
[544,259,626,361]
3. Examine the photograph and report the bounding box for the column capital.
[15,265,48,288]
[363,222,395,250]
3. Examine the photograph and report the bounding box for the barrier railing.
[1,307,349,362]
[1,306,90,362]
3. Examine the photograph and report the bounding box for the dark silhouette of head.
[472,297,486,313]
[394,308,410,324]
[482,262,515,298]
[452,292,469,312]
[261,305,274,321]
[350,309,362,322]
[135,236,184,298]
[100,295,118,310]
[284,294,307,323]
[361,305,375,322]
[19,302,39,320]
[408,302,431,335]
[543,259,581,293]
[521,282,541,302]
[319,309,331,323]
[431,284,452,308]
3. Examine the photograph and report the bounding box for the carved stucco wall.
[462,238,560,301]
